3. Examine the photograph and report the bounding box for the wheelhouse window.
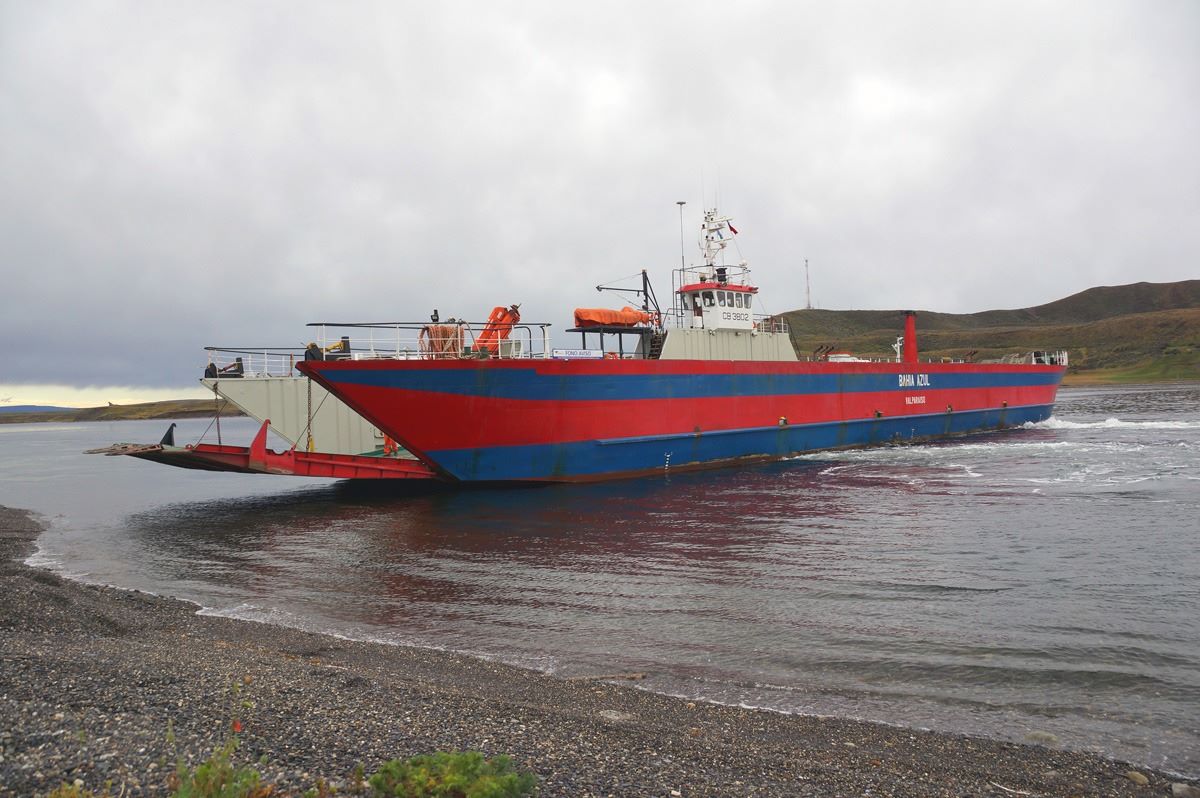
[734,293,743,308]
[744,294,752,309]
[703,291,715,307]
[717,292,726,307]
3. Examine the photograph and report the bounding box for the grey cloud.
[2,1,1197,387]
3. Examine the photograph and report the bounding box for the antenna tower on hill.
[805,258,812,310]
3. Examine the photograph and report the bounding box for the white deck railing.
[203,323,1065,374]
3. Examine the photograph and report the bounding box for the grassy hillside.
[0,399,244,425]
[780,280,1200,383]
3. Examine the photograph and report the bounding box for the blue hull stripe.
[324,368,1061,402]
[424,403,1055,482]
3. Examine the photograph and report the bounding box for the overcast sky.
[2,1,1197,403]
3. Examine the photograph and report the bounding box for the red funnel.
[903,311,918,364]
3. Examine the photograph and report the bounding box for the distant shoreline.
[0,398,243,425]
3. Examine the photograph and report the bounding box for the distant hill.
[0,399,244,425]
[780,280,1200,382]
[0,405,72,413]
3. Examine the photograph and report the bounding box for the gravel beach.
[2,504,1194,797]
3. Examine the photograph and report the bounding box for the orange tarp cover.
[573,306,653,328]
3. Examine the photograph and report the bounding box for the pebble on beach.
[1124,769,1150,786]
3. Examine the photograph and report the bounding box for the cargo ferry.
[299,209,1068,483]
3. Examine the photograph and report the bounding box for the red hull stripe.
[313,382,1057,452]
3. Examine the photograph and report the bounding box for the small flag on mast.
[728,222,739,234]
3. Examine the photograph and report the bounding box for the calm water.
[2,384,1198,776]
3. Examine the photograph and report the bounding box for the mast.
[699,208,742,270]
[676,201,687,318]
[676,201,687,271]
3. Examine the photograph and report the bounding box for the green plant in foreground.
[367,751,537,798]
[152,677,534,797]
[167,677,272,798]
[169,734,270,798]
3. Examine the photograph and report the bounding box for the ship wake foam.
[1028,417,1200,430]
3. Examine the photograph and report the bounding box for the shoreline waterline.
[3,504,1197,796]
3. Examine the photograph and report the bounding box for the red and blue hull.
[297,359,1065,483]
